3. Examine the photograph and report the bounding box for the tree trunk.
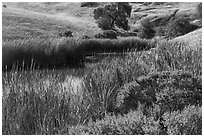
[110,16,117,29]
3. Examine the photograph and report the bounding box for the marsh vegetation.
[2,2,202,135]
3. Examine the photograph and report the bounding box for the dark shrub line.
[2,37,154,71]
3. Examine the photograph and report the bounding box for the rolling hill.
[3,2,201,41]
[174,28,202,49]
[2,2,100,40]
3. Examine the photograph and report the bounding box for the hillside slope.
[2,2,201,40]
[173,28,202,49]
[2,2,100,40]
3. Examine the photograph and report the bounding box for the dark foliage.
[136,20,156,39]
[97,17,112,30]
[166,17,199,38]
[81,2,99,7]
[94,30,117,39]
[2,38,85,71]
[114,70,202,115]
[94,2,132,30]
[155,26,167,37]
[2,37,152,71]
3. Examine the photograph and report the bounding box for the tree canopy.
[94,2,132,30]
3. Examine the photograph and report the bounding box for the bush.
[154,26,167,37]
[66,110,146,135]
[114,70,201,115]
[165,17,198,38]
[137,20,155,39]
[115,80,156,114]
[81,2,98,7]
[94,30,117,39]
[163,105,202,135]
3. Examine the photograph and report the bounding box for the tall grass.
[2,37,85,71]
[2,39,202,134]
[81,39,202,117]
[2,69,90,134]
[83,37,154,54]
[2,37,154,71]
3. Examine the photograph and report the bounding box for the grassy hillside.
[2,2,100,40]
[174,28,202,49]
[3,2,200,40]
[130,2,199,28]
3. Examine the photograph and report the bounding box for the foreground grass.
[2,40,202,135]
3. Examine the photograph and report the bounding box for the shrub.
[114,70,201,115]
[81,2,99,7]
[163,105,202,135]
[154,26,166,37]
[137,20,156,39]
[94,30,117,39]
[94,33,106,39]
[62,108,171,135]
[115,80,157,114]
[165,17,198,38]
[67,110,146,135]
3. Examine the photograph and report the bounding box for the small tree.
[94,2,132,30]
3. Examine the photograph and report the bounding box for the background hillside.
[2,2,201,41]
[2,2,100,40]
